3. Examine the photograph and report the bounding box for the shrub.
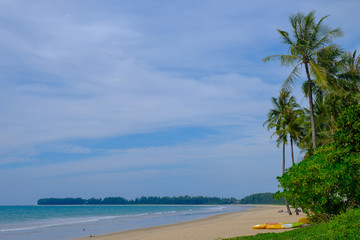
[275,105,360,221]
[333,105,360,153]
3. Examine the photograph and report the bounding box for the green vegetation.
[276,105,360,221]
[262,10,360,217]
[37,196,240,205]
[226,10,360,240]
[224,208,360,240]
[239,193,284,205]
[263,11,343,150]
[263,90,303,214]
[263,11,360,154]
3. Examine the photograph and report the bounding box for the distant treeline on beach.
[37,196,240,205]
[239,192,284,205]
[38,193,282,205]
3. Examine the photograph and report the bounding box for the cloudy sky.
[0,0,359,205]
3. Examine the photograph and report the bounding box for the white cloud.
[0,0,359,204]
[0,129,283,203]
[0,61,278,150]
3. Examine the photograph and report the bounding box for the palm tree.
[340,50,360,82]
[263,11,343,150]
[300,49,360,148]
[338,50,360,104]
[285,108,304,166]
[264,90,301,215]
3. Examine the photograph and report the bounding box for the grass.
[223,208,360,240]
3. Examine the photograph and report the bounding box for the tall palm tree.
[300,49,360,148]
[264,90,301,215]
[263,11,343,150]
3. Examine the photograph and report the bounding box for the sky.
[0,0,359,205]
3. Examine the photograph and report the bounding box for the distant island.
[38,193,281,205]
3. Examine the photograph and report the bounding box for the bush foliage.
[333,105,360,153]
[275,105,360,221]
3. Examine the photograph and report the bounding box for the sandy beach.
[73,205,306,240]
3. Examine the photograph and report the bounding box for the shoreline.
[72,205,306,240]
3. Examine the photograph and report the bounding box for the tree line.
[37,196,240,205]
[239,192,284,205]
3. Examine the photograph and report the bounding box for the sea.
[0,205,251,240]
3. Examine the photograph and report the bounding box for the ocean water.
[0,205,251,240]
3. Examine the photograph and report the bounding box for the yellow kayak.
[252,223,283,229]
[252,223,268,229]
[252,222,303,229]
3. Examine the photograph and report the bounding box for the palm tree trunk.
[290,138,295,165]
[285,198,292,215]
[305,62,317,150]
[294,203,299,215]
[282,142,285,174]
[282,142,292,215]
[290,138,299,215]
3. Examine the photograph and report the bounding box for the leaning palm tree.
[263,11,343,150]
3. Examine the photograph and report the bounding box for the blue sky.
[0,0,359,205]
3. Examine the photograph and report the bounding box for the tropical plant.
[275,105,360,221]
[264,90,303,215]
[299,49,360,150]
[263,11,343,150]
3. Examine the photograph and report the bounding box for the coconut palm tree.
[300,49,360,149]
[340,50,360,82]
[285,108,304,166]
[264,90,302,215]
[263,11,343,150]
[338,50,360,104]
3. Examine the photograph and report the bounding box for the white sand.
[72,205,306,240]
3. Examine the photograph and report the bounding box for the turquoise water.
[0,205,250,240]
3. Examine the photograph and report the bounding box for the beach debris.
[299,223,312,228]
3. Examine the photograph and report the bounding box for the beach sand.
[73,205,306,240]
[77,205,305,240]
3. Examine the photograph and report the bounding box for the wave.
[0,215,118,233]
[0,205,235,234]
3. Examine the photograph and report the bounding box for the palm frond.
[277,29,293,46]
[309,61,328,88]
[282,63,302,91]
[312,28,343,50]
[263,54,301,66]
